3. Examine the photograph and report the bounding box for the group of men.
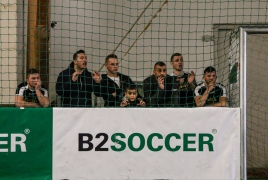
[143,53,226,107]
[15,50,226,108]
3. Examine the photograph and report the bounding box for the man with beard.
[15,68,49,107]
[96,54,139,107]
[166,53,197,107]
[194,66,226,107]
[143,61,170,107]
[56,49,101,107]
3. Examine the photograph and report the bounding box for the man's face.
[106,58,119,74]
[27,73,40,88]
[203,71,217,85]
[170,55,184,71]
[153,65,167,78]
[74,53,87,69]
[125,89,137,101]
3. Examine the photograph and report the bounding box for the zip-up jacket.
[56,62,100,107]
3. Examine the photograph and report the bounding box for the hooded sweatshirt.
[56,62,100,107]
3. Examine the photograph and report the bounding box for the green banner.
[0,108,53,180]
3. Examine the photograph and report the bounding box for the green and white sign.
[0,108,240,179]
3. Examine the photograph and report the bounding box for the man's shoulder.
[40,85,48,91]
[166,75,176,81]
[196,82,204,86]
[16,82,28,95]
[118,72,130,78]
[59,65,76,74]
[84,69,93,76]
[143,75,155,82]
[58,68,70,75]
[182,72,190,77]
[101,74,108,78]
[17,82,27,89]
[195,82,205,89]
[215,83,226,89]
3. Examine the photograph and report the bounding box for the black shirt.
[166,72,197,107]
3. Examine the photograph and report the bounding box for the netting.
[246,34,268,178]
[1,0,268,178]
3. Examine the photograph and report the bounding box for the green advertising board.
[0,108,52,180]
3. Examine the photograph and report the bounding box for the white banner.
[53,108,240,179]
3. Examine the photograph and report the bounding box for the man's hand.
[92,70,101,83]
[32,102,40,108]
[207,81,215,92]
[35,80,42,90]
[72,71,80,82]
[112,92,116,97]
[137,98,146,106]
[176,77,185,84]
[188,71,195,84]
[157,77,165,89]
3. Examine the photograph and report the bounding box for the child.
[120,85,146,107]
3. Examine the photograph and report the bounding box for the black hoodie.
[56,62,100,107]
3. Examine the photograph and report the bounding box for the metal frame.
[240,26,268,180]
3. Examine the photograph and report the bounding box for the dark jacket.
[143,75,171,107]
[56,62,100,107]
[95,73,137,107]
[165,73,197,107]
[121,99,143,107]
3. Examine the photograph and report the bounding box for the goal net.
[0,0,268,178]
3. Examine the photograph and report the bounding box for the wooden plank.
[27,0,50,88]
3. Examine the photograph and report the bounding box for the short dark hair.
[105,54,118,63]
[154,61,166,69]
[26,68,39,78]
[204,66,216,74]
[73,49,85,60]
[170,53,182,62]
[125,84,137,92]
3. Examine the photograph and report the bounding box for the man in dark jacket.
[56,50,101,107]
[166,53,197,107]
[143,61,170,107]
[96,54,138,107]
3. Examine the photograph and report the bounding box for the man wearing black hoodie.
[56,50,101,107]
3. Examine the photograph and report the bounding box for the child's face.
[125,89,137,101]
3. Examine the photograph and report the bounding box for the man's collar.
[171,71,184,77]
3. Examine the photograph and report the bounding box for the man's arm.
[194,88,210,107]
[35,89,49,107]
[195,96,226,107]
[208,97,226,107]
[195,83,227,107]
[194,82,216,107]
[92,71,102,97]
[15,96,39,108]
[188,71,197,90]
[143,77,166,107]
[56,71,80,96]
